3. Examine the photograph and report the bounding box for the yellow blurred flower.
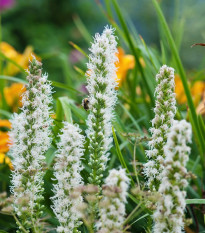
[0,131,10,153]
[0,119,11,129]
[115,47,145,87]
[196,91,205,115]
[4,83,26,112]
[0,119,11,154]
[0,42,40,76]
[0,119,12,169]
[175,74,205,106]
[0,153,13,169]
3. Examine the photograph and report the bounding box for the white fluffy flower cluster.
[97,168,129,233]
[144,65,177,191]
[86,26,118,185]
[153,120,192,233]
[9,58,53,229]
[51,122,85,233]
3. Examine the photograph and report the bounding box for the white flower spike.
[144,65,177,191]
[153,120,192,233]
[9,57,53,230]
[97,168,129,233]
[86,26,118,186]
[51,122,85,233]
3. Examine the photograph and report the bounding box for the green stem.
[13,214,29,233]
[124,201,142,225]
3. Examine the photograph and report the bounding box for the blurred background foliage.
[2,0,205,73]
[0,0,205,232]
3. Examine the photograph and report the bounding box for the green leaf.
[187,157,202,177]
[0,109,12,118]
[51,82,81,95]
[198,115,205,140]
[111,0,154,106]
[130,213,149,226]
[73,15,92,44]
[186,199,205,204]
[0,75,27,84]
[112,126,135,186]
[56,97,73,123]
[69,103,87,122]
[0,52,27,75]
[69,41,88,58]
[45,145,56,167]
[188,110,204,160]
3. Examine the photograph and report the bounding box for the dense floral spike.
[9,57,53,230]
[97,168,129,233]
[153,120,192,233]
[144,65,177,191]
[51,122,85,233]
[86,26,118,185]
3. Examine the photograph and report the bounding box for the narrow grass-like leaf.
[112,0,154,106]
[0,109,11,118]
[0,52,27,75]
[73,15,92,44]
[139,36,158,72]
[188,110,203,159]
[119,103,143,133]
[56,97,73,123]
[69,102,87,122]
[130,213,149,227]
[69,41,88,58]
[112,126,135,186]
[51,81,81,94]
[73,66,85,77]
[45,145,56,167]
[124,202,143,224]
[187,157,202,177]
[152,0,204,159]
[198,115,205,140]
[0,76,27,84]
[186,199,205,205]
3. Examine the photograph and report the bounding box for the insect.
[82,98,90,111]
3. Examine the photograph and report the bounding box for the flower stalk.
[97,168,129,233]
[51,122,85,233]
[153,120,192,233]
[9,57,53,232]
[86,26,118,186]
[144,65,177,191]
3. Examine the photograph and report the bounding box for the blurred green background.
[2,0,205,83]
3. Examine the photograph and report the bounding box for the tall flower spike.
[144,65,177,191]
[153,120,192,233]
[9,57,53,231]
[51,122,85,233]
[86,26,118,186]
[97,168,129,233]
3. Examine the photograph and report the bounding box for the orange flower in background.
[115,47,145,87]
[0,42,40,76]
[0,119,11,154]
[191,81,205,106]
[0,153,13,169]
[175,74,205,106]
[0,119,11,128]
[196,91,205,115]
[4,83,26,111]
[0,131,10,153]
[0,119,12,169]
